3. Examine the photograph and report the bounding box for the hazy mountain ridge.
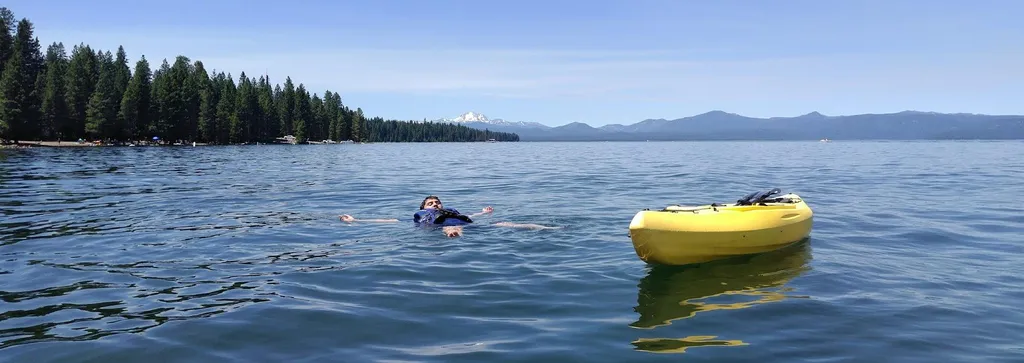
[439,110,1024,141]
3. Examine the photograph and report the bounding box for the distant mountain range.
[427,111,1024,141]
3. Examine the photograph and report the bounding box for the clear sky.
[5,0,1022,126]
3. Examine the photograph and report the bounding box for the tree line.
[0,7,519,145]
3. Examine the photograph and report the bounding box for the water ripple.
[0,141,1022,362]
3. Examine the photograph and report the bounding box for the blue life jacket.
[413,208,473,226]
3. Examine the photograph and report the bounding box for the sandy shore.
[1,140,212,148]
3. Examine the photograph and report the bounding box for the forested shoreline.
[0,7,519,146]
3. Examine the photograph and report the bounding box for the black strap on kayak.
[736,188,782,206]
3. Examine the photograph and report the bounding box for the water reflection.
[630,240,812,353]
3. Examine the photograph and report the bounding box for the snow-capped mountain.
[415,110,1024,141]
[449,111,490,123]
[433,112,550,129]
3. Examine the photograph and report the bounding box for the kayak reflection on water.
[629,239,812,354]
[339,195,560,237]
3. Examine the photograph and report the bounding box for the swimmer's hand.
[469,206,494,218]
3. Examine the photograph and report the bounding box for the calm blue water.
[1,141,1022,362]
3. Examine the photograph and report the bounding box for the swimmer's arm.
[339,214,399,223]
[492,222,561,230]
[467,206,494,218]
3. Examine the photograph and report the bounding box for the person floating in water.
[339,195,559,237]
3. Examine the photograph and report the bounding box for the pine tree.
[310,93,324,142]
[292,83,310,143]
[185,59,203,141]
[324,91,339,141]
[113,46,130,111]
[0,52,23,141]
[119,55,151,141]
[197,70,219,143]
[279,77,294,136]
[84,51,117,140]
[149,59,171,140]
[0,18,43,141]
[39,42,68,140]
[351,107,364,142]
[64,44,98,140]
[257,75,277,142]
[0,7,14,79]
[215,74,236,144]
[232,72,254,143]
[166,55,194,142]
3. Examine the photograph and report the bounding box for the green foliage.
[362,119,519,142]
[85,51,121,140]
[119,56,151,140]
[113,46,130,108]
[350,108,363,142]
[0,7,16,85]
[40,42,68,139]
[0,7,519,144]
[278,77,295,137]
[293,83,311,142]
[149,59,171,139]
[257,76,277,141]
[64,44,98,140]
[0,16,44,141]
[214,74,235,144]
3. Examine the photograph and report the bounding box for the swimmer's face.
[423,198,442,209]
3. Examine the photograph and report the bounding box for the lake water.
[1,140,1022,362]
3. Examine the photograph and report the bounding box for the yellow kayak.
[628,189,813,266]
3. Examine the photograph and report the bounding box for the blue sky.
[6,0,1023,126]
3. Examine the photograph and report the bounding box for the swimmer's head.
[420,195,442,210]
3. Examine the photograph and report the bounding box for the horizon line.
[419,109,1024,128]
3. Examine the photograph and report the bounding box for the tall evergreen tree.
[257,75,277,142]
[119,55,151,141]
[198,86,217,143]
[0,7,15,78]
[85,51,118,140]
[324,91,339,141]
[279,76,294,136]
[39,42,68,139]
[0,50,23,141]
[112,46,130,110]
[292,83,310,143]
[197,66,218,143]
[310,93,324,142]
[272,84,282,138]
[214,73,236,144]
[148,59,167,139]
[64,44,98,140]
[232,72,255,143]
[166,55,195,142]
[0,18,43,141]
[185,59,203,141]
[350,107,365,142]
